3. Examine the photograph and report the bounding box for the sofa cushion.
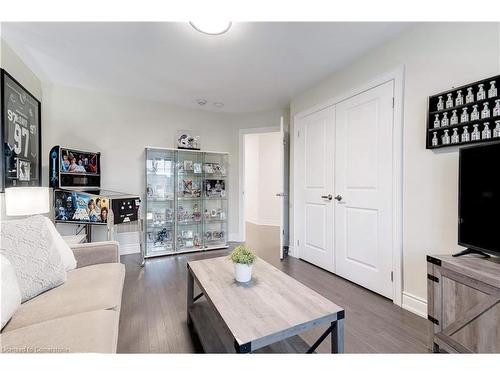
[43,217,77,271]
[0,215,67,303]
[0,310,119,353]
[2,262,124,332]
[1,255,22,329]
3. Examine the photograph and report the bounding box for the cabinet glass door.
[145,148,175,257]
[176,150,204,252]
[202,152,228,249]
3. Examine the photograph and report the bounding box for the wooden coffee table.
[187,256,345,353]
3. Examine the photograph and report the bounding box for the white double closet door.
[296,80,395,299]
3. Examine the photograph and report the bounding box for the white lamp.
[5,187,50,216]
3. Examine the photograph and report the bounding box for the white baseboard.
[258,219,280,227]
[246,219,280,227]
[287,246,298,258]
[402,291,427,318]
[228,233,242,242]
[119,242,141,255]
[115,231,141,255]
[245,218,260,226]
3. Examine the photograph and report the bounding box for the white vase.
[234,263,253,283]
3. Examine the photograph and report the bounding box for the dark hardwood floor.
[118,237,429,353]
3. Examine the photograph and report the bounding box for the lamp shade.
[5,187,50,216]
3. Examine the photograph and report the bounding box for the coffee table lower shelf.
[188,299,313,354]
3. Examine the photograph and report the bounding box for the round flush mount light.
[213,102,224,108]
[189,21,232,35]
[196,99,207,106]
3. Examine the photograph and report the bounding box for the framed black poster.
[0,69,41,191]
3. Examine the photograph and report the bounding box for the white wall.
[0,31,284,251]
[0,37,42,220]
[0,39,42,100]
[244,132,281,227]
[290,22,500,310]
[42,83,285,248]
[244,134,260,224]
[257,132,281,226]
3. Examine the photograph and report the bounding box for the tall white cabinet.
[145,147,228,258]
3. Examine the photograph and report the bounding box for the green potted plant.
[229,245,256,282]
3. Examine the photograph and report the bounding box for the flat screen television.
[458,142,500,257]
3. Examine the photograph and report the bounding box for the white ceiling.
[1,22,415,113]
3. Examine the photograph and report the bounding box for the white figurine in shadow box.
[183,160,193,171]
[176,130,200,150]
[193,162,202,174]
[204,163,214,174]
[204,179,226,197]
[166,208,174,222]
[212,163,221,173]
[194,235,202,248]
[146,184,154,198]
[17,160,31,181]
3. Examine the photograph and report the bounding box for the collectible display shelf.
[426,74,500,149]
[145,147,229,258]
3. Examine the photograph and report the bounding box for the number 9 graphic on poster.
[8,109,30,158]
[13,123,30,158]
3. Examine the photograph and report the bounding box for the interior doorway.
[241,130,282,265]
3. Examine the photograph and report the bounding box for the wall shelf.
[426,74,500,150]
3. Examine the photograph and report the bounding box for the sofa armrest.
[70,241,120,268]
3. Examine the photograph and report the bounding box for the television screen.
[459,142,500,255]
[59,148,98,174]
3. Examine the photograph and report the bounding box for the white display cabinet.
[202,151,229,250]
[144,147,228,257]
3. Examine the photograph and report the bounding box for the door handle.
[276,193,288,197]
[321,194,333,201]
[334,195,343,202]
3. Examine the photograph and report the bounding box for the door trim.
[238,126,280,243]
[293,65,405,307]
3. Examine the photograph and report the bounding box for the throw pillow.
[43,217,77,271]
[0,215,67,303]
[0,254,22,329]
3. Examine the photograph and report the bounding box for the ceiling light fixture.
[196,99,207,106]
[213,102,224,108]
[189,21,232,35]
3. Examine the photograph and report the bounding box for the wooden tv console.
[427,254,500,353]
